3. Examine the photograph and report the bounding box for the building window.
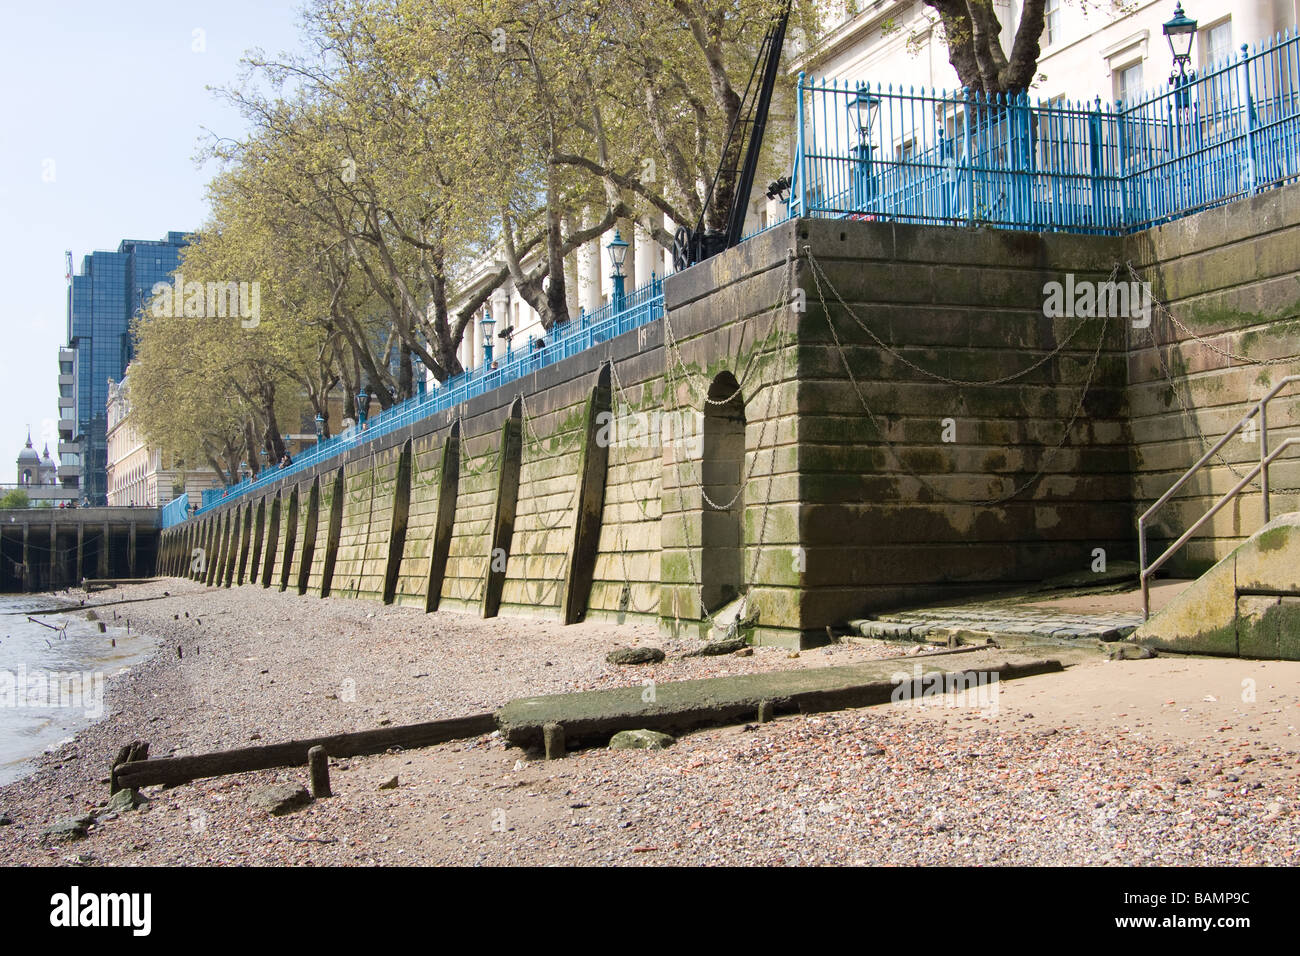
[1044,0,1061,47]
[1202,19,1233,69]
[1115,61,1143,106]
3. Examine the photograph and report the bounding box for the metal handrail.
[1139,374,1300,618]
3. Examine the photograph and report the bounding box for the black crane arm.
[672,0,792,272]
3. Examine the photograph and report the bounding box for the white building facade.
[799,1,1297,107]
[105,375,222,508]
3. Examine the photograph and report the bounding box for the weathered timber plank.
[114,713,497,788]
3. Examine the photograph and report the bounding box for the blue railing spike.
[187,276,667,520]
[790,27,1300,236]
[180,28,1300,527]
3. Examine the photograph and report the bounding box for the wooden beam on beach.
[113,712,498,789]
[12,592,174,616]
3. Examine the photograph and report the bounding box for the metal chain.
[671,257,795,511]
[1127,261,1300,368]
[1140,301,1300,497]
[806,247,1100,386]
[602,359,673,616]
[449,429,493,604]
[607,359,666,522]
[519,394,581,534]
[661,255,792,406]
[512,394,582,608]
[808,243,1111,506]
[662,249,797,628]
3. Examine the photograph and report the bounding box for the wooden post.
[757,700,774,723]
[109,740,150,797]
[21,524,29,592]
[543,722,566,760]
[76,524,84,584]
[308,745,331,798]
[49,522,58,590]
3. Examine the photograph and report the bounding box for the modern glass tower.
[64,231,190,505]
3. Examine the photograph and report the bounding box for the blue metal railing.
[791,29,1300,235]
[190,277,664,518]
[161,493,189,528]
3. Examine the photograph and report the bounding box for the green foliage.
[133,0,817,469]
[0,489,30,509]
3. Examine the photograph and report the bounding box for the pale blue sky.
[0,0,306,471]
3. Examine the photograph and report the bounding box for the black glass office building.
[65,231,190,505]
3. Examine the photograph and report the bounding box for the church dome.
[17,433,39,465]
[16,430,40,485]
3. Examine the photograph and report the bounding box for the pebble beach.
[0,579,1297,866]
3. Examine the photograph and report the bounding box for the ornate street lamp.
[411,354,426,397]
[480,308,496,366]
[356,388,372,424]
[314,413,325,445]
[848,85,880,207]
[607,230,629,312]
[1163,3,1198,105]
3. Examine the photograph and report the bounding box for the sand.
[0,578,1295,866]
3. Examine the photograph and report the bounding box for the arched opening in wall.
[700,370,746,614]
[426,419,460,612]
[483,398,523,618]
[562,363,612,624]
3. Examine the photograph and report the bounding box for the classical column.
[491,290,509,356]
[564,214,581,319]
[464,311,479,372]
[1232,6,1271,51]
[578,208,604,314]
[621,219,637,290]
[635,217,660,288]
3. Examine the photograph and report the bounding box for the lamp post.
[356,388,372,425]
[314,413,325,445]
[848,85,880,209]
[239,462,250,484]
[1163,3,1198,107]
[480,309,495,366]
[607,230,629,312]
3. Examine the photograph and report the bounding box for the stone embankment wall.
[1126,186,1300,576]
[158,182,1300,646]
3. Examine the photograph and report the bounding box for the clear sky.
[0,0,306,472]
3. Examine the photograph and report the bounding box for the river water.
[0,595,157,786]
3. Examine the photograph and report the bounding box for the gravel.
[0,578,1295,866]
